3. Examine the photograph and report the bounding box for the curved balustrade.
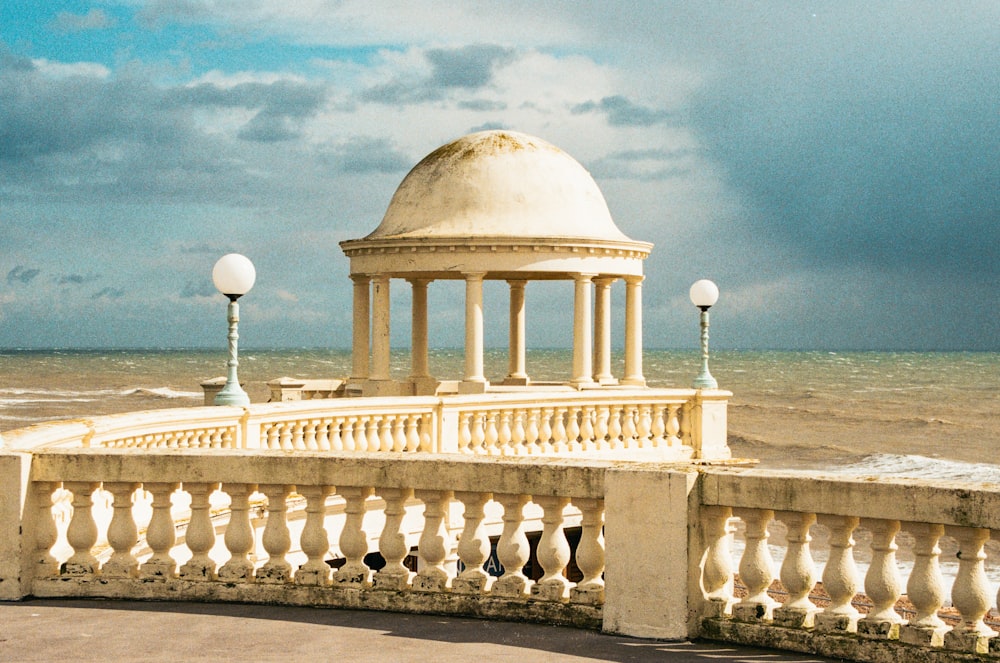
[4,388,728,460]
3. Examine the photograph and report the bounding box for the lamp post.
[689,279,719,389]
[212,254,256,406]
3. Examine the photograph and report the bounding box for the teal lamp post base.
[214,381,250,407]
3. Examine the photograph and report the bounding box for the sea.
[2,348,999,481]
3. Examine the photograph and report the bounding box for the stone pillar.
[370,275,391,381]
[622,275,645,386]
[504,280,528,385]
[408,278,431,380]
[461,272,487,392]
[571,273,595,387]
[593,277,616,384]
[350,275,371,383]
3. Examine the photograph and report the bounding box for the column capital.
[350,273,371,284]
[593,276,617,287]
[574,272,598,283]
[406,277,433,287]
[624,274,645,285]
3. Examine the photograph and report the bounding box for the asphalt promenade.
[0,599,846,662]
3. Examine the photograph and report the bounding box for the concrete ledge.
[701,618,992,663]
[30,577,601,629]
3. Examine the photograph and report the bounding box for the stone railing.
[5,388,730,461]
[697,469,1000,662]
[3,442,1000,661]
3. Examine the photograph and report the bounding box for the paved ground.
[0,599,846,662]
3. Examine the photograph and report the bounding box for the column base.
[501,375,529,386]
[899,623,949,647]
[620,377,647,387]
[815,611,859,634]
[458,380,489,394]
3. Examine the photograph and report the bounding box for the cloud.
[58,273,100,285]
[7,266,40,285]
[91,287,125,300]
[571,95,675,127]
[361,45,515,104]
[319,136,410,174]
[180,281,217,298]
[50,9,117,33]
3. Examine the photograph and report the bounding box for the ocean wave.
[800,453,1000,484]
[122,387,202,399]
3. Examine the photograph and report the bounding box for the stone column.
[350,275,371,383]
[622,275,645,386]
[408,278,431,380]
[593,277,616,384]
[505,280,528,385]
[370,275,391,381]
[571,273,595,387]
[462,272,487,392]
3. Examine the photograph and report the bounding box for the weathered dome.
[366,130,631,242]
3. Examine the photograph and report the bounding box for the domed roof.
[366,130,631,242]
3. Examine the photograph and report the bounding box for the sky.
[1,1,998,351]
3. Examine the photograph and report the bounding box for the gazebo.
[339,130,653,397]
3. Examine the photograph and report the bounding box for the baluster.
[595,405,610,450]
[210,428,224,448]
[100,482,140,578]
[140,482,179,578]
[378,415,393,452]
[944,526,997,653]
[666,405,682,446]
[392,415,407,452]
[733,508,778,622]
[366,416,381,452]
[263,424,277,449]
[525,408,540,453]
[278,422,292,450]
[899,522,949,646]
[296,485,334,586]
[531,495,572,601]
[332,486,374,585]
[493,494,532,597]
[637,405,652,447]
[470,413,486,454]
[292,422,307,450]
[419,413,433,451]
[342,417,356,451]
[412,489,455,591]
[565,407,581,452]
[315,419,330,450]
[452,491,493,594]
[607,406,623,449]
[701,505,735,617]
[570,498,605,604]
[256,484,293,583]
[816,515,861,633]
[511,410,526,455]
[497,410,513,455]
[484,412,500,455]
[551,408,568,453]
[405,414,421,452]
[774,511,818,628]
[218,483,258,581]
[221,426,236,448]
[458,412,473,453]
[579,405,595,451]
[178,482,219,581]
[858,518,904,638]
[33,482,59,578]
[622,405,638,447]
[373,487,414,590]
[538,408,553,453]
[649,405,666,447]
[304,420,318,450]
[63,481,100,576]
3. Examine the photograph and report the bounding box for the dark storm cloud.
[676,5,1000,278]
[588,147,696,181]
[6,266,40,285]
[361,44,514,104]
[571,95,674,127]
[320,137,410,174]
